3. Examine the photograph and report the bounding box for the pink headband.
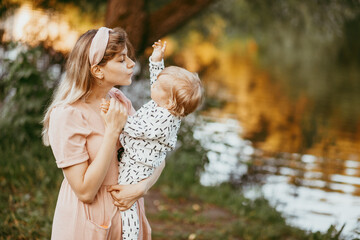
[89,27,113,66]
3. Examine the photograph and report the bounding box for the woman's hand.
[100,98,127,135]
[107,181,147,211]
[107,161,165,210]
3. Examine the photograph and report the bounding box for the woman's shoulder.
[51,102,80,114]
[50,102,87,124]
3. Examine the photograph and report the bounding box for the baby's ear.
[164,99,176,113]
[164,98,172,108]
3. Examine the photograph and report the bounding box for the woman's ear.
[90,65,104,79]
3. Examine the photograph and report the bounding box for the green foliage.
[0,42,63,239]
[0,143,61,239]
[184,0,360,98]
[0,43,59,145]
[307,225,345,240]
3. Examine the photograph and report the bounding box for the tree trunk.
[105,0,147,55]
[106,0,216,56]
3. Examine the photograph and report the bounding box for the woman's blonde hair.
[159,66,203,117]
[41,27,133,146]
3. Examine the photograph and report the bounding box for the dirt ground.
[145,190,239,240]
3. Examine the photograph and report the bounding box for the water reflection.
[202,53,360,161]
[193,117,251,186]
[195,116,360,235]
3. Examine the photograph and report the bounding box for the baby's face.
[151,75,172,108]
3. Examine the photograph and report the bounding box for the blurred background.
[1,0,360,239]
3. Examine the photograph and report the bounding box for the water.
[194,115,360,237]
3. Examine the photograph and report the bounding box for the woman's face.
[101,47,135,86]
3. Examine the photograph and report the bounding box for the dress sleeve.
[149,57,164,86]
[48,105,91,168]
[108,87,136,116]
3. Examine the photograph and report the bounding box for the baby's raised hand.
[151,40,167,62]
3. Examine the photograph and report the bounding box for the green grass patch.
[0,141,62,239]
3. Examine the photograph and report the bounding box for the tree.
[1,0,216,57]
[105,0,216,55]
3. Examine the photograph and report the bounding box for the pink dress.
[48,88,151,240]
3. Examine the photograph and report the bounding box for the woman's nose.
[127,58,135,68]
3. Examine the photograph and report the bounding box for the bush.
[0,42,64,239]
[0,42,63,145]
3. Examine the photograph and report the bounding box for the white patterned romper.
[118,58,181,240]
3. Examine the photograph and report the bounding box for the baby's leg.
[118,158,149,240]
[120,203,139,240]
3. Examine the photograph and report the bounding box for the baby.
[101,40,202,240]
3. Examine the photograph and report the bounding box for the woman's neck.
[86,85,112,103]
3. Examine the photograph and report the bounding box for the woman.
[42,27,163,239]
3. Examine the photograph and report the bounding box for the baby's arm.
[149,40,166,86]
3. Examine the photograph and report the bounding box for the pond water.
[194,115,360,237]
[189,6,360,236]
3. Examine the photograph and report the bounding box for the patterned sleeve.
[123,107,173,140]
[149,56,164,86]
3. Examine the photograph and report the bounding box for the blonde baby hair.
[159,66,203,117]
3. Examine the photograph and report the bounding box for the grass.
[0,123,345,239]
[0,142,62,239]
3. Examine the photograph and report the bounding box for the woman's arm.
[107,160,165,211]
[63,130,119,203]
[63,99,127,203]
